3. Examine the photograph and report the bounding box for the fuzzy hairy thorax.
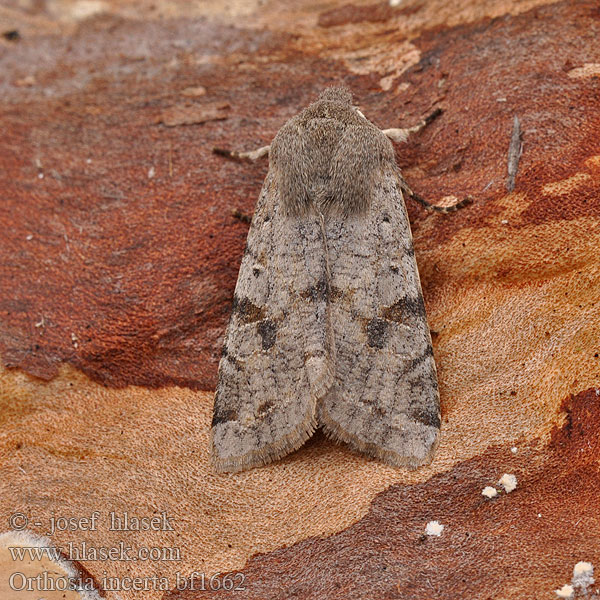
[269,87,398,218]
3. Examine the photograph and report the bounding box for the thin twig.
[506,115,523,192]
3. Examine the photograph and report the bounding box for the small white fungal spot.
[573,561,593,577]
[71,333,79,348]
[573,561,594,590]
[86,158,92,164]
[501,219,509,224]
[496,97,507,102]
[148,166,156,179]
[26,234,33,241]
[389,0,402,6]
[555,584,574,598]
[425,521,444,536]
[511,446,518,454]
[538,513,542,518]
[498,473,517,493]
[482,486,498,499]
[38,172,44,179]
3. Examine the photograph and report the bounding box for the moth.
[211,87,468,473]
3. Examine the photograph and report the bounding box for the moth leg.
[382,108,442,143]
[400,178,472,213]
[383,108,472,212]
[213,144,270,162]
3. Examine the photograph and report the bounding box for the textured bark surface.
[1,0,599,599]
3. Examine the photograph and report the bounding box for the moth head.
[318,86,353,106]
[317,86,367,120]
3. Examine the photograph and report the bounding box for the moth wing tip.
[319,410,440,470]
[209,412,319,474]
